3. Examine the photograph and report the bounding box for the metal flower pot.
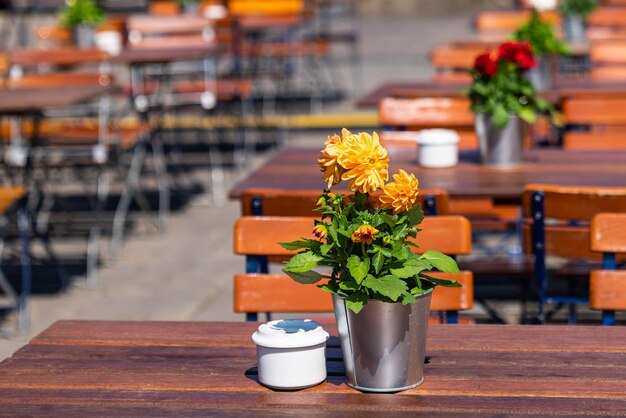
[563,16,587,44]
[183,3,199,14]
[73,25,96,49]
[526,55,553,91]
[475,113,525,167]
[332,290,432,393]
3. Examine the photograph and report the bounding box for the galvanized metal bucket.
[563,16,586,44]
[73,25,96,50]
[475,113,525,167]
[332,290,432,393]
[526,55,553,92]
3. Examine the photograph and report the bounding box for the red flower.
[497,41,536,71]
[474,52,497,77]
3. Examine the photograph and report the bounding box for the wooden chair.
[590,213,626,325]
[378,97,476,150]
[5,48,148,286]
[0,186,30,333]
[588,6,626,27]
[589,40,626,83]
[430,44,486,84]
[239,188,450,217]
[522,185,626,323]
[562,96,626,148]
[233,215,473,323]
[475,10,561,34]
[125,14,253,205]
[378,97,520,232]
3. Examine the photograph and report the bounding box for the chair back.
[587,6,626,27]
[590,213,626,325]
[430,44,484,83]
[125,15,217,112]
[126,15,215,48]
[378,97,477,150]
[239,188,450,217]
[522,184,626,322]
[476,10,560,34]
[0,187,26,215]
[562,96,626,149]
[228,0,304,17]
[7,48,111,88]
[233,215,473,322]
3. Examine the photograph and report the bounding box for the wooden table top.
[229,147,626,200]
[115,44,217,64]
[355,79,626,108]
[0,320,624,416]
[0,85,114,115]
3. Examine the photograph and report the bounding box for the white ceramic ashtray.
[416,129,460,168]
[252,319,329,390]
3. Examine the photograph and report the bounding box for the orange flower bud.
[351,224,379,245]
[313,224,328,240]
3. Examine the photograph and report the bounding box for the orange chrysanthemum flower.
[317,128,352,188]
[351,224,379,245]
[338,131,389,194]
[379,169,420,214]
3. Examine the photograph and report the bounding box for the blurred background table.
[230,147,626,202]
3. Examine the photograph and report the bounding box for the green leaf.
[283,252,323,273]
[362,274,408,302]
[372,251,384,275]
[492,105,509,129]
[420,250,460,273]
[420,272,462,288]
[380,213,398,229]
[346,292,368,314]
[401,292,416,305]
[518,107,537,124]
[390,258,431,279]
[283,269,326,284]
[279,239,314,251]
[391,245,412,261]
[318,282,339,294]
[320,244,333,255]
[347,255,370,284]
[406,204,424,226]
[339,280,360,291]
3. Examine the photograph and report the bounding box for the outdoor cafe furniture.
[233,215,473,324]
[589,212,626,325]
[229,147,626,203]
[0,186,30,334]
[0,320,623,416]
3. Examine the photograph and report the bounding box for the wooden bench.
[233,215,473,324]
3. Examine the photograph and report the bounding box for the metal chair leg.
[150,134,170,233]
[85,167,109,288]
[203,116,226,206]
[111,142,147,259]
[17,206,31,333]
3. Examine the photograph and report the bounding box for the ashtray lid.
[252,319,329,348]
[416,129,460,146]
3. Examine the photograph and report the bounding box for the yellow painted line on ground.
[1,113,379,134]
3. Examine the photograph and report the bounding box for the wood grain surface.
[0,320,624,417]
[229,147,626,201]
[0,85,114,114]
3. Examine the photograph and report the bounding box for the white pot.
[416,129,459,168]
[252,319,329,390]
[94,31,122,56]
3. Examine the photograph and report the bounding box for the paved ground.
[0,7,558,360]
